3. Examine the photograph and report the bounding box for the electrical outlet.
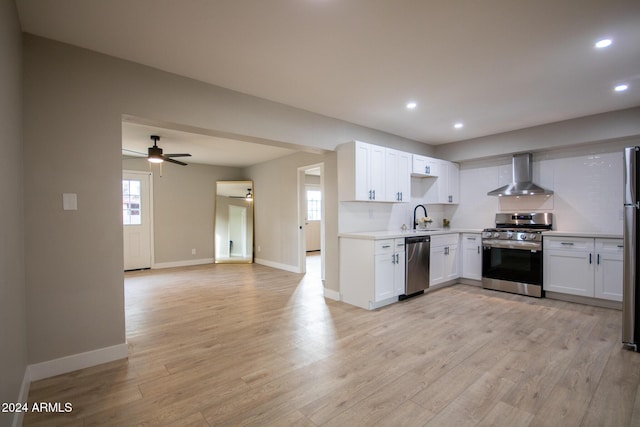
[191,248,196,255]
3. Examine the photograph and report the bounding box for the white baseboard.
[254,258,300,273]
[153,258,213,269]
[28,343,128,382]
[323,287,341,301]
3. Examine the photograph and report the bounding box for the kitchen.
[336,137,628,311]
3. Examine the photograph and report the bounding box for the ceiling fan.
[228,188,253,200]
[123,135,192,166]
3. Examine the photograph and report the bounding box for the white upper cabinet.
[338,141,455,203]
[338,141,411,202]
[425,160,459,204]
[386,148,411,203]
[339,141,386,201]
[412,154,440,177]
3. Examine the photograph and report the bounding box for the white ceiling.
[121,122,297,167]
[17,0,640,147]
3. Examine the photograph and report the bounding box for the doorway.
[298,164,324,279]
[122,170,153,270]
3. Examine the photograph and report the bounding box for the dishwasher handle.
[405,236,431,244]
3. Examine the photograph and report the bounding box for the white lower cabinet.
[461,233,482,280]
[340,237,405,310]
[430,234,459,287]
[594,239,624,301]
[543,236,623,302]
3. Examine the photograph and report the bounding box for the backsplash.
[452,146,625,234]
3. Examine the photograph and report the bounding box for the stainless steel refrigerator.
[623,146,640,351]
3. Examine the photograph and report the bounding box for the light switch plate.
[63,193,78,211]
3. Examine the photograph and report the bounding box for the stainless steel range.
[481,212,553,298]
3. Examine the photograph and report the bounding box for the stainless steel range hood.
[487,153,553,197]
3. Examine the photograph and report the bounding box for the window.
[306,189,322,221]
[122,179,142,225]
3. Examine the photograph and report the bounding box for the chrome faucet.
[413,204,428,229]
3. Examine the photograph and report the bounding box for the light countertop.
[542,231,623,239]
[339,229,623,240]
[338,228,483,240]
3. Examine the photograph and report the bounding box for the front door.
[123,171,152,270]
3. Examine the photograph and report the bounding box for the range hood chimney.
[487,153,553,197]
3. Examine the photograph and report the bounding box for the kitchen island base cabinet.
[340,237,405,310]
[543,236,623,302]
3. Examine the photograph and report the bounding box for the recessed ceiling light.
[453,122,464,129]
[595,38,612,49]
[406,102,417,109]
[614,84,629,92]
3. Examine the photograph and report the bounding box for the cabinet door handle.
[448,195,453,203]
[400,192,403,201]
[618,245,624,248]
[467,237,476,241]
[372,190,376,200]
[477,246,480,254]
[561,242,574,246]
[597,254,600,265]
[391,254,396,264]
[382,245,391,249]
[425,165,430,174]
[589,253,592,264]
[396,253,399,263]
[368,190,372,200]
[444,246,449,255]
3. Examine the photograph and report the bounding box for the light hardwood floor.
[24,257,640,426]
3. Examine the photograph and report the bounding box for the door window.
[122,179,142,225]
[306,189,322,221]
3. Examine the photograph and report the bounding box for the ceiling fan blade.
[164,157,188,166]
[164,153,192,158]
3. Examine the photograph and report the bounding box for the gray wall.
[124,160,244,263]
[23,34,424,364]
[247,150,340,292]
[0,0,27,424]
[247,152,326,266]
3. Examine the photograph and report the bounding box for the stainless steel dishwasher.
[402,235,430,298]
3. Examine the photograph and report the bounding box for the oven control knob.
[506,232,513,239]
[521,234,527,240]
[493,232,500,238]
[529,233,537,240]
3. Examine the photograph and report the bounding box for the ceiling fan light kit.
[146,135,191,166]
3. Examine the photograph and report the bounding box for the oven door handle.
[482,241,541,250]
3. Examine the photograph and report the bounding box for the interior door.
[123,171,152,270]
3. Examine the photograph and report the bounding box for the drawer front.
[375,239,395,255]
[596,238,623,253]
[431,233,458,247]
[544,237,592,251]
[462,233,480,243]
[394,238,405,252]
